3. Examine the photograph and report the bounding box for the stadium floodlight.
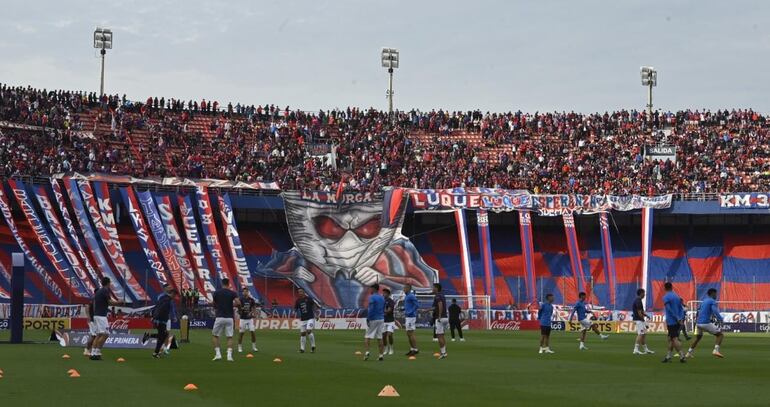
[381,47,399,115]
[640,66,657,119]
[94,27,113,97]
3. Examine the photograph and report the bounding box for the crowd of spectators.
[1,82,768,195]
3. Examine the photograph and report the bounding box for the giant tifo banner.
[408,188,672,215]
[257,190,439,308]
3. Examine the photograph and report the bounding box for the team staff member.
[448,298,465,342]
[144,284,177,358]
[433,283,449,359]
[90,277,123,361]
[403,284,420,356]
[538,293,555,354]
[238,287,259,353]
[632,289,654,355]
[295,288,317,353]
[382,288,396,355]
[212,278,241,362]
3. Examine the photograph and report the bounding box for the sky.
[1,0,768,113]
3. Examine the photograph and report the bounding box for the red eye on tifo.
[353,216,381,239]
[313,216,346,240]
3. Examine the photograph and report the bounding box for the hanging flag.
[32,183,97,294]
[64,178,126,300]
[562,213,588,296]
[518,211,537,303]
[135,190,189,291]
[153,194,200,292]
[0,184,66,302]
[178,194,216,300]
[8,180,89,299]
[195,186,233,283]
[599,213,617,308]
[641,206,654,308]
[120,187,171,288]
[454,209,473,297]
[87,181,148,301]
[218,193,259,299]
[50,179,100,286]
[476,209,495,300]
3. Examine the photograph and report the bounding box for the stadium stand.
[2,83,769,194]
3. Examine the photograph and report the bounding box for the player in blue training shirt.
[686,288,725,358]
[662,282,687,363]
[364,284,385,361]
[538,293,556,354]
[568,292,609,350]
[403,284,420,356]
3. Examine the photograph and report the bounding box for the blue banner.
[219,193,258,299]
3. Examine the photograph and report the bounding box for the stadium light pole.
[94,27,113,97]
[381,48,399,115]
[640,66,657,120]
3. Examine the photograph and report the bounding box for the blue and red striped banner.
[518,211,536,303]
[120,187,171,289]
[641,206,654,308]
[476,209,495,300]
[454,209,473,297]
[562,213,587,296]
[218,193,259,299]
[599,213,617,308]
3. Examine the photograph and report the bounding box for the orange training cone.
[378,385,400,397]
[273,358,283,363]
[184,384,198,391]
[433,352,440,357]
[67,369,77,374]
[354,351,362,355]
[408,355,417,360]
[116,357,126,363]
[69,370,81,378]
[246,353,254,359]
[62,354,71,359]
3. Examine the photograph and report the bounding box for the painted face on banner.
[282,192,400,278]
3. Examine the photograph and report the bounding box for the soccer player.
[237,287,259,353]
[448,298,465,342]
[364,284,385,361]
[212,278,241,361]
[90,277,122,361]
[568,292,609,350]
[632,289,654,355]
[686,288,725,358]
[147,284,177,358]
[403,284,420,356]
[382,288,396,355]
[84,289,97,357]
[662,282,687,363]
[433,283,449,359]
[295,288,316,353]
[538,293,555,354]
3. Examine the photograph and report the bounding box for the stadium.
[1,2,770,406]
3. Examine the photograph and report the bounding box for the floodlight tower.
[640,66,657,119]
[94,27,113,97]
[381,48,399,115]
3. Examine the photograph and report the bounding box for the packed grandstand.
[2,83,768,194]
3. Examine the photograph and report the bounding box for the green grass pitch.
[0,329,768,406]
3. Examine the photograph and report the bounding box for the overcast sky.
[1,0,768,113]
